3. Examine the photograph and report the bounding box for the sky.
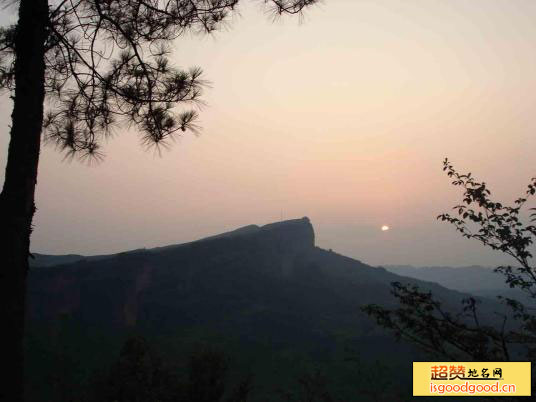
[1,0,536,267]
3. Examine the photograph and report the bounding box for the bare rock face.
[257,217,315,253]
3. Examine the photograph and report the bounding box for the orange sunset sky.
[1,0,536,267]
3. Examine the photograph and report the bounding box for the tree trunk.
[0,0,48,400]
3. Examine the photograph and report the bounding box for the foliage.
[104,335,179,401]
[438,159,536,298]
[363,159,536,379]
[1,2,321,400]
[86,336,255,402]
[186,346,229,402]
[0,0,320,161]
[276,369,340,402]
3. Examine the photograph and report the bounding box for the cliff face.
[255,217,315,254]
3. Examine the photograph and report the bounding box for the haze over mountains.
[384,265,532,305]
[26,217,506,401]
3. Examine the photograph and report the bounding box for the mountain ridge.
[27,217,498,329]
[30,217,314,268]
[24,217,506,401]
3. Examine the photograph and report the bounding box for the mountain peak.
[258,217,314,252]
[261,216,311,229]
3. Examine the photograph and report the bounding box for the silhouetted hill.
[30,253,86,267]
[384,264,533,306]
[384,265,503,292]
[25,218,504,401]
[29,224,264,267]
[28,218,482,330]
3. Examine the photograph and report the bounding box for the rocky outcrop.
[26,218,317,326]
[256,217,315,253]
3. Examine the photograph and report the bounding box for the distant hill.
[383,265,503,292]
[26,218,503,401]
[384,264,532,305]
[30,253,86,267]
[29,224,264,268]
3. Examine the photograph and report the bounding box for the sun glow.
[381,225,390,231]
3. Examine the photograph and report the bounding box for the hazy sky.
[1,0,536,267]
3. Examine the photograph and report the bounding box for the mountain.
[30,252,86,267]
[28,218,478,332]
[25,218,501,401]
[28,224,264,268]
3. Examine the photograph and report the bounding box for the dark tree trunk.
[0,0,48,400]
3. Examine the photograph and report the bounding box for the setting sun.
[381,225,390,231]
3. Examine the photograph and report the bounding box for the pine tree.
[0,1,319,400]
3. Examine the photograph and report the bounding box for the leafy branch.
[363,159,536,393]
